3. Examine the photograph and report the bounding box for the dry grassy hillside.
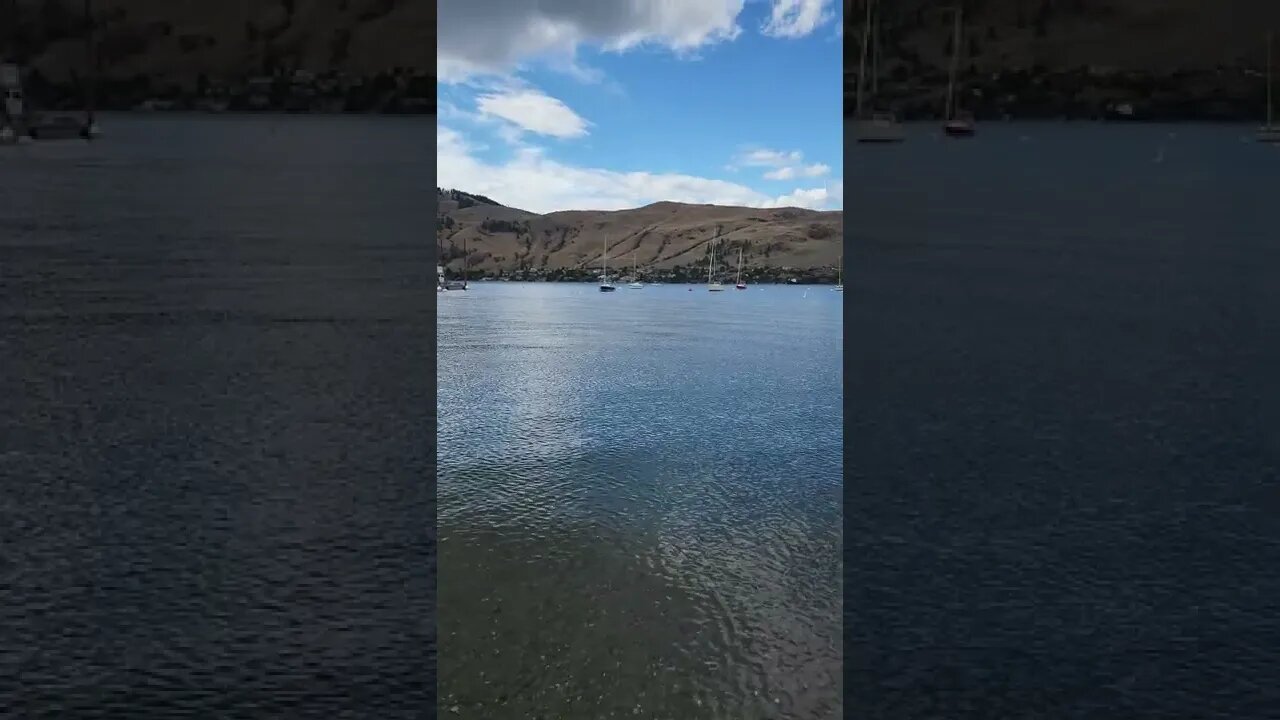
[846,0,1280,118]
[436,190,844,282]
[860,0,1280,72]
[5,0,432,85]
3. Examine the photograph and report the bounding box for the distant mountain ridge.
[435,189,844,283]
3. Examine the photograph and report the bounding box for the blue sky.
[437,0,843,214]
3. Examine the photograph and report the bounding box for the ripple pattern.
[438,283,843,719]
[0,115,435,718]
[847,122,1280,719]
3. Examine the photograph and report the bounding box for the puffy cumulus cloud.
[761,0,835,39]
[438,0,746,82]
[438,126,842,213]
[476,88,591,138]
[775,179,843,209]
[735,146,833,181]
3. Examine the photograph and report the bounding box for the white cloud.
[735,146,832,181]
[740,148,804,167]
[761,0,835,39]
[775,179,843,208]
[438,0,746,82]
[763,162,830,180]
[476,89,591,138]
[438,126,841,213]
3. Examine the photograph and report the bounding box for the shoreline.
[79,108,434,118]
[845,115,1268,126]
[441,276,841,286]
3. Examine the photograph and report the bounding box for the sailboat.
[436,237,446,291]
[833,255,844,292]
[83,0,102,140]
[735,247,747,289]
[853,0,905,143]
[443,236,468,290]
[707,239,725,291]
[943,4,976,137]
[27,0,100,141]
[600,237,616,291]
[1259,31,1280,143]
[628,250,644,288]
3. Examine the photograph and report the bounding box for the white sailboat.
[735,247,747,289]
[600,237,616,291]
[628,250,644,288]
[1260,31,1280,143]
[853,0,905,143]
[707,239,725,291]
[443,237,468,290]
[834,255,844,292]
[943,4,976,137]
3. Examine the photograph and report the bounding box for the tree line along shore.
[16,67,434,114]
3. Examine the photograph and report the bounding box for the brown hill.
[436,190,844,282]
[846,0,1280,119]
[859,0,1279,73]
[4,0,432,85]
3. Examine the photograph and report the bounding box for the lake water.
[437,282,843,718]
[847,123,1280,718]
[0,114,435,718]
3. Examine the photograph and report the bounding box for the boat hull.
[1257,126,1280,143]
[599,285,616,292]
[943,121,975,137]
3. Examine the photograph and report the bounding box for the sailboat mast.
[1269,31,1275,126]
[870,0,879,100]
[84,0,95,126]
[736,247,742,284]
[855,0,872,118]
[946,4,962,121]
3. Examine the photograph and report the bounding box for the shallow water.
[0,114,434,718]
[847,122,1280,718]
[437,283,843,718]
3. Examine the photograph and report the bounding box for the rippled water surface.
[847,123,1280,718]
[0,114,434,718]
[437,283,842,718]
